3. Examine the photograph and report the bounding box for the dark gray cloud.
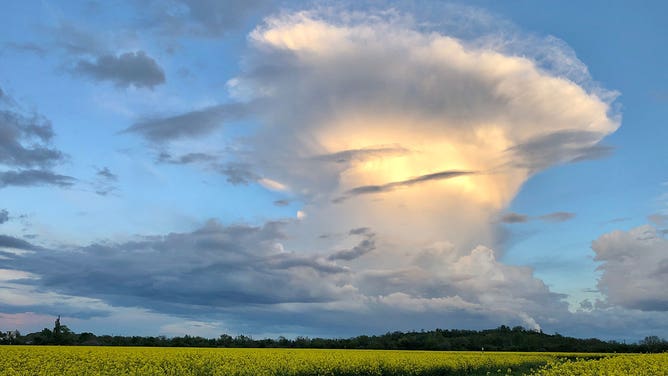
[328,230,376,261]
[1,220,351,312]
[124,102,248,143]
[140,0,271,37]
[501,212,529,224]
[0,234,38,251]
[0,220,570,335]
[273,199,290,207]
[74,51,166,89]
[539,212,576,223]
[0,170,75,189]
[508,130,614,172]
[0,103,63,168]
[0,87,73,189]
[593,225,668,311]
[0,209,8,224]
[336,170,475,202]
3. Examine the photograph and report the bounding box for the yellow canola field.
[532,353,668,376]
[0,346,664,376]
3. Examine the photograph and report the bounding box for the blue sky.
[1,0,667,341]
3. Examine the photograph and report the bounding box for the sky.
[0,0,667,341]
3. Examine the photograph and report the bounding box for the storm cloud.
[0,218,572,333]
[213,8,619,259]
[1,220,354,311]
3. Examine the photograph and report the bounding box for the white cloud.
[230,9,619,253]
[223,8,619,331]
[258,177,288,191]
[593,225,668,311]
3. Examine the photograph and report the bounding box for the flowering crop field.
[532,353,668,375]
[0,346,665,375]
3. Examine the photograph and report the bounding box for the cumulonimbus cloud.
[226,8,619,329]
[225,9,619,252]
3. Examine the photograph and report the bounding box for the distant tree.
[639,335,667,352]
[54,316,61,336]
[218,334,233,347]
[640,335,665,345]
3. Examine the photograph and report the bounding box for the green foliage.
[3,318,668,353]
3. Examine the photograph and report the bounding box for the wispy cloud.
[508,130,615,172]
[4,42,47,57]
[500,212,529,223]
[540,212,576,223]
[92,167,119,196]
[124,103,249,143]
[157,152,219,165]
[336,170,476,202]
[314,147,409,164]
[0,170,75,189]
[501,211,575,224]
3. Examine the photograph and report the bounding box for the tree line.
[1,319,667,353]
